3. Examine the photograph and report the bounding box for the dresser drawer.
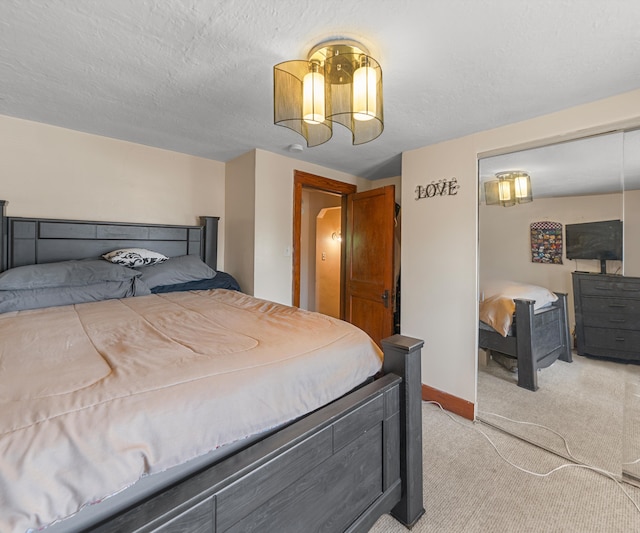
[581,297,640,329]
[583,326,640,355]
[573,272,640,362]
[578,277,640,297]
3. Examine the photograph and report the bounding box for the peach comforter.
[0,290,382,532]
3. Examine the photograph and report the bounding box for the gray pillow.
[134,255,216,289]
[0,278,151,314]
[0,259,141,290]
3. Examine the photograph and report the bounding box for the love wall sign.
[415,178,460,200]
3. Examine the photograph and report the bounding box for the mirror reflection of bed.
[477,129,640,482]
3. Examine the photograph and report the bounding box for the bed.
[478,281,572,391]
[0,200,424,533]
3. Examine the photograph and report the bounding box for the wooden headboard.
[0,200,219,273]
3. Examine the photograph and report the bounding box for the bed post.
[199,216,219,270]
[514,299,537,391]
[382,334,425,528]
[556,293,573,363]
[0,200,7,272]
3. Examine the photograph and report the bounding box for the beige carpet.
[476,351,640,475]
[369,403,640,533]
[624,380,640,481]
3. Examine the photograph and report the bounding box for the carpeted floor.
[476,351,640,475]
[369,403,640,533]
[624,380,640,481]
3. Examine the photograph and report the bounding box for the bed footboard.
[515,293,572,391]
[382,335,425,528]
[479,293,572,392]
[89,335,424,533]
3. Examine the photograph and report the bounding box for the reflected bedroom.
[477,129,640,484]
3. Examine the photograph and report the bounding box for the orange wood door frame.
[292,170,356,309]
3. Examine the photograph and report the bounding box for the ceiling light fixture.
[274,39,383,147]
[485,171,533,207]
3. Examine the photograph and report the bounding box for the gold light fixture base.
[307,40,370,85]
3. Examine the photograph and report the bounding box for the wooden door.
[345,185,395,347]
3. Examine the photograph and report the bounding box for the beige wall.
[624,189,640,277]
[402,136,478,403]
[402,88,640,410]
[224,151,256,294]
[479,193,623,329]
[1,114,226,267]
[315,207,342,318]
[250,149,372,305]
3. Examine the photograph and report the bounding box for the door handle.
[382,290,390,308]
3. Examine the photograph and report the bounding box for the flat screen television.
[565,219,623,274]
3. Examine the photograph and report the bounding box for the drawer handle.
[608,304,627,309]
[609,318,626,323]
[615,337,626,342]
[594,286,640,293]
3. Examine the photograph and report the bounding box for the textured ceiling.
[2,0,640,180]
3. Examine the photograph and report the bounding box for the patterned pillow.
[102,248,168,267]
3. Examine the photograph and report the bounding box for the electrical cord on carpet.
[479,411,640,483]
[424,401,640,513]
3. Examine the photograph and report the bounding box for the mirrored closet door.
[622,128,640,483]
[477,131,640,478]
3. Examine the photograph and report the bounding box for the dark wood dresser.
[572,272,640,361]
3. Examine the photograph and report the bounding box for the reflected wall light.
[274,39,383,147]
[485,171,533,207]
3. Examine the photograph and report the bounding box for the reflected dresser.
[572,272,640,362]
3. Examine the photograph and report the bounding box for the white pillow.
[481,280,558,310]
[102,248,168,267]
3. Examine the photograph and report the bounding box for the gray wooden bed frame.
[478,293,573,391]
[0,200,425,532]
